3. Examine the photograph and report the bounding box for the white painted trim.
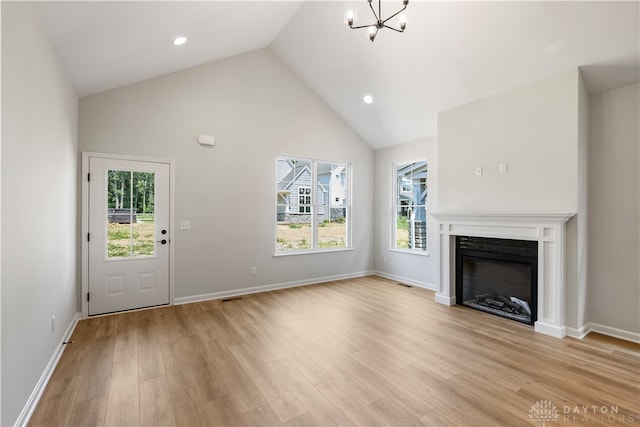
[373,271,437,291]
[534,321,567,339]
[174,271,374,305]
[566,324,591,340]
[587,322,640,344]
[16,313,81,427]
[81,152,176,318]
[435,293,456,306]
[429,211,576,225]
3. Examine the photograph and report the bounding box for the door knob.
[156,239,168,245]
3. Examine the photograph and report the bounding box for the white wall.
[438,69,580,213]
[588,83,640,336]
[79,49,374,300]
[1,3,79,425]
[373,137,439,288]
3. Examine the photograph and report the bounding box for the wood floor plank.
[136,327,166,382]
[28,375,81,427]
[368,395,425,426]
[201,338,267,413]
[114,333,137,363]
[30,276,640,427]
[264,392,308,424]
[199,395,247,426]
[68,396,107,427]
[104,357,140,426]
[139,377,176,426]
[314,379,388,426]
[284,412,319,427]
[242,404,285,426]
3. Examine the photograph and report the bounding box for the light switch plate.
[499,163,508,174]
[475,166,483,176]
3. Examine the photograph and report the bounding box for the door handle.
[156,239,168,245]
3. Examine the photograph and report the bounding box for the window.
[276,157,351,253]
[298,187,311,213]
[394,161,428,252]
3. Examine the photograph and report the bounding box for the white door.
[88,157,170,315]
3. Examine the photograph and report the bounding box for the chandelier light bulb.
[399,14,407,31]
[346,9,355,26]
[368,26,377,41]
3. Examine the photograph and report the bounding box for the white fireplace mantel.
[429,211,576,338]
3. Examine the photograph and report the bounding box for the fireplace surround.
[430,212,575,338]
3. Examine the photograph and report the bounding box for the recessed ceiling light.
[363,95,373,104]
[173,36,187,46]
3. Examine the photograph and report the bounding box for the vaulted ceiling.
[35,1,640,149]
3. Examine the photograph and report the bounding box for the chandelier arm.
[349,23,377,30]
[369,0,380,23]
[381,4,408,24]
[383,24,405,33]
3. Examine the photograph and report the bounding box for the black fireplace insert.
[455,236,538,325]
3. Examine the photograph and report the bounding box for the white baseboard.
[534,321,567,339]
[566,324,591,340]
[372,271,438,291]
[174,271,375,305]
[566,322,639,343]
[586,322,640,343]
[16,312,82,427]
[435,293,455,306]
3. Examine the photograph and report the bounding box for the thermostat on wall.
[198,134,215,146]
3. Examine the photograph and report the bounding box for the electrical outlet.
[250,266,256,276]
[51,316,55,333]
[180,220,191,230]
[499,162,508,174]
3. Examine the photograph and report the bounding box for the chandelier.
[346,0,409,42]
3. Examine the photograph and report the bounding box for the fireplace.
[455,236,537,325]
[429,211,575,338]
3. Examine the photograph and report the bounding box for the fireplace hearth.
[456,236,538,325]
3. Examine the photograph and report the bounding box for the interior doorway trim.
[81,151,176,318]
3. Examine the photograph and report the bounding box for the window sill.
[274,247,353,257]
[388,248,431,257]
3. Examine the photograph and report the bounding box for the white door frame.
[81,151,176,318]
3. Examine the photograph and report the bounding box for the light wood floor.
[30,276,639,426]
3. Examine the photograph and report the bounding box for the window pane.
[106,170,155,259]
[396,208,409,249]
[276,215,312,252]
[318,162,348,208]
[396,206,427,251]
[318,208,347,249]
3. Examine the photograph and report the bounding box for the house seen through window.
[276,157,351,253]
[394,160,428,252]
